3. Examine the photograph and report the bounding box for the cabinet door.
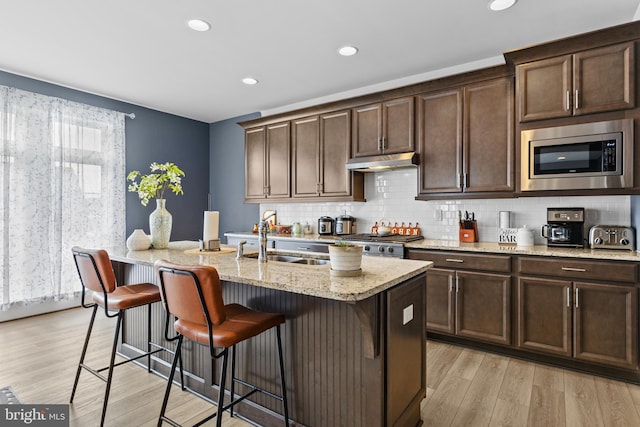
[352,103,382,157]
[386,274,425,427]
[464,77,514,193]
[425,268,455,334]
[292,116,320,198]
[517,55,572,122]
[456,271,511,345]
[574,42,635,115]
[245,127,266,200]
[320,110,352,197]
[416,89,463,194]
[382,96,414,154]
[573,281,637,370]
[265,122,291,198]
[516,277,572,357]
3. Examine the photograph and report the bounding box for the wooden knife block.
[459,220,479,243]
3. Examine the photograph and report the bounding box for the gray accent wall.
[209,113,260,241]
[0,71,210,241]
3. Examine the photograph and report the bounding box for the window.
[0,86,125,314]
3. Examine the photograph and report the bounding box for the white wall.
[263,168,630,245]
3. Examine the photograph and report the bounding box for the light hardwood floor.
[2,308,640,426]
[422,340,640,427]
[0,307,251,427]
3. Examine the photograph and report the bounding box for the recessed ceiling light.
[488,0,517,11]
[242,77,259,85]
[338,45,359,57]
[186,19,211,32]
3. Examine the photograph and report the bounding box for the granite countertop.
[225,231,640,262]
[107,241,432,302]
[404,239,640,262]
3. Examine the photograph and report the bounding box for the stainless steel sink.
[243,252,329,265]
[291,258,330,265]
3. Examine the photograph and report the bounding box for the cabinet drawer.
[406,250,511,273]
[518,257,637,283]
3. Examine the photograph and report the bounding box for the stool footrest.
[231,378,285,403]
[79,363,108,383]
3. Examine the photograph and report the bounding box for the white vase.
[328,244,363,271]
[126,229,151,251]
[149,199,172,249]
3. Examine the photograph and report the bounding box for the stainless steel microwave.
[520,119,634,191]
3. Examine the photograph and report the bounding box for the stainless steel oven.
[521,119,633,191]
[339,234,424,258]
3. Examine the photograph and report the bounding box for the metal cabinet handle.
[297,247,311,251]
[561,267,586,272]
[455,276,459,293]
[575,89,579,109]
[566,287,570,308]
[448,276,453,293]
[446,258,464,263]
[566,90,571,111]
[377,138,381,151]
[575,288,579,308]
[381,136,386,152]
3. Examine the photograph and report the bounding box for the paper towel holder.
[199,239,221,251]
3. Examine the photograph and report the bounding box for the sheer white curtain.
[0,86,126,313]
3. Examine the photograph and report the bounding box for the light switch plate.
[403,304,414,325]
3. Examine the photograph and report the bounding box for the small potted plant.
[127,162,185,249]
[328,241,363,276]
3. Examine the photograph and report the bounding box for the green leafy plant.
[127,162,185,206]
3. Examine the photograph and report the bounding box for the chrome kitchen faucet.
[258,211,276,262]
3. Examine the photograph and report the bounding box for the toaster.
[588,225,635,250]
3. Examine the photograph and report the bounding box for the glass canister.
[292,222,302,236]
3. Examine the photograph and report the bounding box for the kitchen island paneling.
[108,241,431,427]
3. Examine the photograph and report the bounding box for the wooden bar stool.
[155,259,289,427]
[70,247,183,427]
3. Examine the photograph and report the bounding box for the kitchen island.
[107,241,432,427]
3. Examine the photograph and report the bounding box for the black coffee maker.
[542,207,585,248]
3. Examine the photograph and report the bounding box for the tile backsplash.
[262,168,631,245]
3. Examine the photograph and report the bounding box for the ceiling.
[1,0,639,124]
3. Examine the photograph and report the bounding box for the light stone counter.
[107,241,432,302]
[226,231,640,262]
[404,239,640,262]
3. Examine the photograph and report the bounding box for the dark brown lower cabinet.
[574,281,637,369]
[426,268,511,346]
[517,276,638,370]
[517,277,571,357]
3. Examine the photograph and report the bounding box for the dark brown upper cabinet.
[244,122,291,202]
[517,42,635,122]
[292,110,363,200]
[416,76,514,198]
[352,96,414,157]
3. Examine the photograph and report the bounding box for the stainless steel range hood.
[345,152,419,172]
